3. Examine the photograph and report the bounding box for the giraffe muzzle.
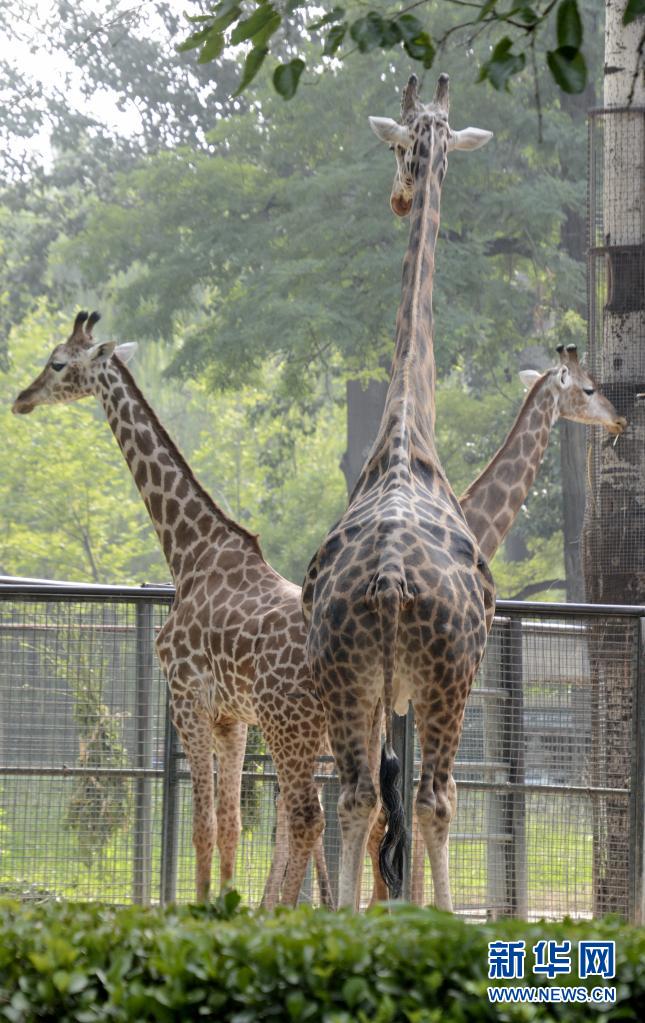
[391,193,412,218]
[12,392,36,415]
[608,416,628,436]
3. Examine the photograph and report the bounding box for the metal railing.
[0,578,643,921]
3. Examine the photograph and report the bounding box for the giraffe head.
[369,73,492,216]
[12,311,137,414]
[519,344,627,435]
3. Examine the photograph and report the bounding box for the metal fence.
[0,578,643,922]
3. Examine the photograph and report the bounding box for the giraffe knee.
[339,778,378,823]
[416,776,456,825]
[289,800,325,845]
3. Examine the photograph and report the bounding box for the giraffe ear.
[448,127,493,152]
[368,117,412,149]
[557,364,572,388]
[86,340,117,362]
[115,342,138,364]
[519,369,541,389]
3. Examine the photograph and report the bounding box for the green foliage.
[478,37,526,92]
[624,0,645,24]
[0,3,603,595]
[1,306,346,586]
[179,0,590,99]
[0,899,643,1021]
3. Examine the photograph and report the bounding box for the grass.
[1,776,602,918]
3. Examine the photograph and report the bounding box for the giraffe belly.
[393,674,414,716]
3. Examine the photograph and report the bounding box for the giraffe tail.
[374,583,410,900]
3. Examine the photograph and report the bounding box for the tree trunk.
[340,376,388,496]
[584,0,645,917]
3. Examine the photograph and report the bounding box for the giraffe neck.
[353,126,444,503]
[387,123,443,459]
[91,357,263,583]
[459,374,558,561]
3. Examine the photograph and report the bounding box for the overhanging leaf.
[176,26,212,54]
[479,36,525,90]
[623,0,645,23]
[231,4,279,46]
[197,31,225,65]
[309,7,345,32]
[273,59,306,100]
[396,15,435,68]
[233,46,269,96]
[556,0,583,50]
[323,22,347,56]
[547,46,587,93]
[349,13,387,53]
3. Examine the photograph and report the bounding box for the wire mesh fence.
[585,107,645,606]
[0,579,643,921]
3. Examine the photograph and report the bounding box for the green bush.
[0,893,644,1021]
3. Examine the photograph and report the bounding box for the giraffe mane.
[116,360,266,561]
[459,370,552,502]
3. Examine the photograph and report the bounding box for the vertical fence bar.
[504,616,527,919]
[483,616,527,918]
[133,600,153,905]
[392,705,415,900]
[160,688,181,904]
[322,771,340,908]
[483,623,508,918]
[629,618,645,924]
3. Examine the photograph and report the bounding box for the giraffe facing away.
[302,73,496,911]
[12,310,332,907]
[363,343,627,903]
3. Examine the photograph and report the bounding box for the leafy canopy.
[180,0,590,100]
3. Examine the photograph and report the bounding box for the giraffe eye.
[583,387,595,396]
[51,362,66,372]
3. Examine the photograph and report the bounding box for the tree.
[581,0,644,918]
[179,0,594,101]
[0,5,604,595]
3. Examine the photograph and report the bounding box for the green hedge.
[1,894,644,1021]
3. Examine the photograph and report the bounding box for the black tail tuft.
[378,743,409,899]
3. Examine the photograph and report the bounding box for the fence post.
[322,769,340,908]
[160,688,181,904]
[392,705,415,900]
[629,618,645,924]
[133,601,153,905]
[483,617,527,918]
[504,617,527,918]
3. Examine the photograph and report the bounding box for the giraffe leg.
[213,719,247,891]
[413,695,464,913]
[261,793,289,910]
[410,811,426,905]
[313,833,335,909]
[173,709,216,902]
[328,699,381,910]
[366,810,389,904]
[416,773,456,912]
[265,727,325,907]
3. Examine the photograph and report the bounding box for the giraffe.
[264,342,627,908]
[364,342,627,903]
[301,72,496,911]
[12,310,332,907]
